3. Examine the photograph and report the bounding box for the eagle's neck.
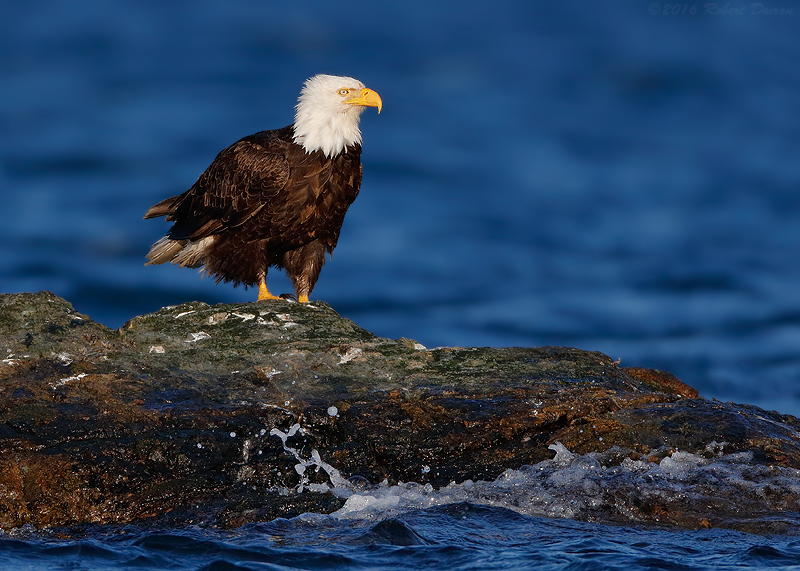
[292,98,364,158]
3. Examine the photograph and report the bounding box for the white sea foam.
[270,424,350,493]
[262,416,800,527]
[322,442,800,524]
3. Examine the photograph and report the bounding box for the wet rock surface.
[1,291,800,533]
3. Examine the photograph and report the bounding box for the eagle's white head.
[292,74,382,158]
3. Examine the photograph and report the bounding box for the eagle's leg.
[256,271,280,301]
[291,278,311,304]
[283,241,325,303]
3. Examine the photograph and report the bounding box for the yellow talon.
[298,294,309,303]
[257,282,280,301]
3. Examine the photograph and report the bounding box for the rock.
[1,291,800,533]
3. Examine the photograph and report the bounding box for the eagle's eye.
[338,89,350,96]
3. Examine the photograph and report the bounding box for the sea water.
[3,443,800,570]
[4,511,800,571]
[2,0,800,566]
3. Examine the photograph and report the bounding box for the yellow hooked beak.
[346,88,382,113]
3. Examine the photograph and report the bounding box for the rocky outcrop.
[1,291,799,532]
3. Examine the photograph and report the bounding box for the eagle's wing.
[145,131,290,242]
[260,143,361,252]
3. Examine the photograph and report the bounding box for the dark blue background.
[2,1,799,415]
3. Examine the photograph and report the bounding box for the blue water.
[3,0,800,566]
[7,443,800,568]
[4,505,800,571]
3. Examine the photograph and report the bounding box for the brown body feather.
[144,126,362,300]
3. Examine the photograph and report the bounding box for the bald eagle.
[144,74,382,303]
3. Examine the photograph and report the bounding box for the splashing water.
[265,426,800,534]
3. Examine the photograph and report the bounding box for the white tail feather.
[146,236,216,268]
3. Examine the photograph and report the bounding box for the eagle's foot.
[256,282,281,302]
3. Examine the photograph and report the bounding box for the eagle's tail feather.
[145,237,186,266]
[146,235,216,271]
[144,195,181,219]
